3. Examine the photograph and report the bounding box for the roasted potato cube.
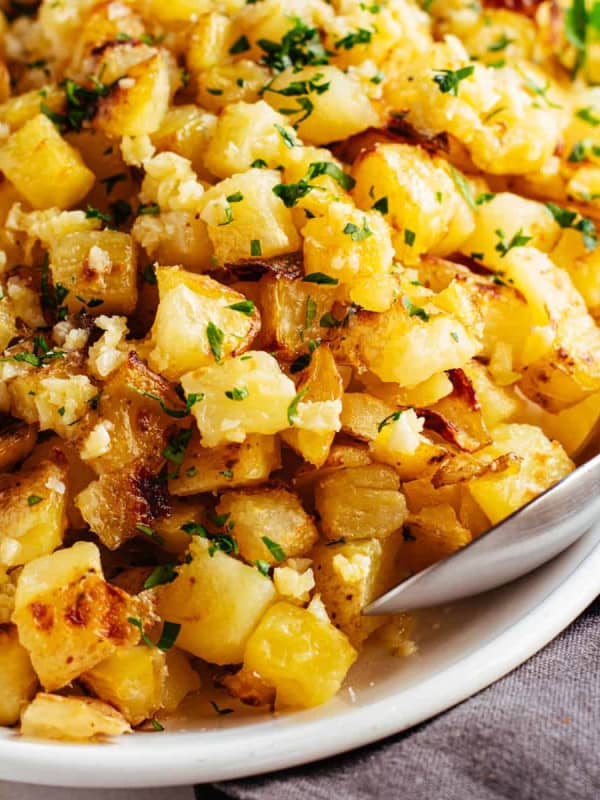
[400,505,472,574]
[150,106,217,181]
[312,535,403,648]
[94,48,170,137]
[340,392,396,442]
[0,625,38,726]
[13,541,141,690]
[264,65,378,145]
[81,352,180,475]
[200,169,301,263]
[315,464,408,540]
[81,646,166,726]
[76,462,170,550]
[215,488,318,566]
[0,459,67,568]
[0,421,37,472]
[352,144,475,264]
[0,114,94,210]
[182,351,296,447]
[152,498,209,556]
[49,230,137,316]
[20,694,131,741]
[467,424,573,525]
[133,210,214,274]
[281,345,343,468]
[243,601,357,708]
[259,272,339,357]
[203,101,289,179]
[161,648,202,714]
[148,267,260,380]
[157,537,276,665]
[370,409,447,481]
[169,432,281,496]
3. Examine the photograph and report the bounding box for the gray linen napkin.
[198,599,600,800]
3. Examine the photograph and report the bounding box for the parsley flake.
[432,66,474,96]
[262,536,286,561]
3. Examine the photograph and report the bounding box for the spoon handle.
[364,453,600,615]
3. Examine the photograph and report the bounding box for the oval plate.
[1,523,599,789]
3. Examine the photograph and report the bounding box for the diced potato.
[0,86,65,132]
[353,144,475,265]
[215,488,318,565]
[281,345,343,468]
[259,272,339,357]
[460,192,560,270]
[467,423,573,525]
[161,648,202,714]
[13,541,140,690]
[182,351,296,447]
[551,227,600,318]
[463,361,523,428]
[200,169,301,263]
[148,267,260,380]
[153,499,209,555]
[400,505,472,574]
[76,460,170,550]
[187,11,235,74]
[0,459,67,568]
[133,210,214,274]
[312,535,403,647]
[0,114,94,209]
[243,601,357,708]
[169,432,281,496]
[340,392,395,442]
[217,665,275,708]
[0,421,37,472]
[81,351,180,475]
[141,0,213,24]
[157,537,276,665]
[81,646,166,726]
[203,100,290,178]
[315,464,408,540]
[334,299,480,387]
[370,409,447,481]
[20,694,131,741]
[302,202,396,312]
[49,230,137,316]
[0,625,38,726]
[150,106,217,181]
[196,60,270,112]
[95,49,170,137]
[264,65,379,146]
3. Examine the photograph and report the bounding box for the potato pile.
[0,0,598,740]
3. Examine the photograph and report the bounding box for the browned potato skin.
[0,421,37,472]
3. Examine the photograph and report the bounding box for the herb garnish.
[262,536,286,561]
[432,66,474,96]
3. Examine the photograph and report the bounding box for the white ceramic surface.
[1,522,599,789]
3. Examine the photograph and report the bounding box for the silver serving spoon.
[364,447,600,616]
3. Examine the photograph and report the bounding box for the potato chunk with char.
[200,169,301,264]
[312,535,403,648]
[0,421,36,472]
[244,601,357,708]
[264,65,379,146]
[0,459,67,568]
[0,114,94,210]
[0,625,38,726]
[467,424,573,525]
[13,542,141,690]
[216,488,319,565]
[20,694,130,741]
[182,351,296,447]
[148,267,260,381]
[157,537,276,665]
[169,432,281,496]
[315,464,408,540]
[81,646,166,726]
[49,230,137,316]
[400,505,472,574]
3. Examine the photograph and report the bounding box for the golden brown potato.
[0,421,37,472]
[0,625,38,726]
[20,694,131,741]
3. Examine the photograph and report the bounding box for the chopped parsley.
[575,106,600,126]
[404,229,416,247]
[343,218,373,241]
[181,519,238,558]
[475,192,496,205]
[225,386,249,401]
[226,191,244,203]
[163,428,193,479]
[135,523,165,546]
[272,161,354,207]
[155,621,180,652]
[432,65,474,96]
[41,76,112,133]
[127,617,154,648]
[372,196,388,214]
[334,28,373,50]
[262,536,286,561]
[494,228,532,257]
[206,321,224,361]
[305,296,317,329]
[229,35,250,55]
[377,409,410,432]
[138,202,160,216]
[127,385,203,418]
[251,158,268,168]
[402,296,430,322]
[151,719,164,732]
[302,272,339,285]
[143,563,178,590]
[250,239,262,256]
[319,311,343,328]
[211,701,234,715]
[274,123,298,148]
[2,336,65,368]
[287,387,309,425]
[27,494,43,506]
[545,202,597,251]
[227,300,255,315]
[142,264,157,285]
[85,206,111,224]
[257,17,330,72]
[255,560,271,576]
[488,34,513,52]
[101,172,127,195]
[449,166,476,210]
